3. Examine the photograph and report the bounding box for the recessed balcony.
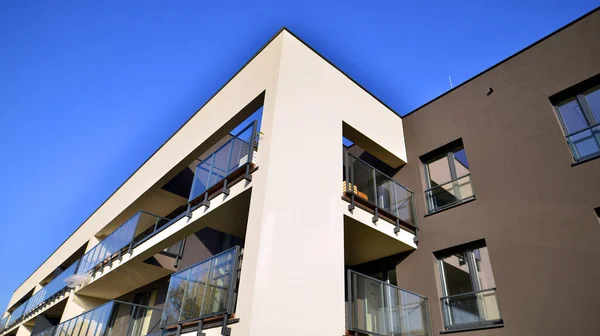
[160,247,242,335]
[347,270,432,336]
[32,301,162,336]
[343,149,418,234]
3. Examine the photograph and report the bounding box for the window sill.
[424,197,476,217]
[440,322,504,334]
[571,153,600,166]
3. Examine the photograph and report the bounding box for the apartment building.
[1,7,599,336]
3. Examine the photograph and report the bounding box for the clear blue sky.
[0,0,598,312]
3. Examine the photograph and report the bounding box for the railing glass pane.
[344,151,417,226]
[33,326,55,336]
[441,289,501,330]
[0,315,9,332]
[161,247,239,327]
[426,175,473,212]
[76,212,165,276]
[348,271,431,336]
[567,124,600,161]
[188,122,256,202]
[202,249,236,316]
[53,301,162,336]
[162,270,188,325]
[348,155,377,203]
[179,261,209,321]
[7,302,26,326]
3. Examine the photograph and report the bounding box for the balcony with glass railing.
[0,316,8,333]
[347,270,432,336]
[188,121,259,208]
[343,149,418,233]
[440,288,502,331]
[45,301,162,336]
[566,123,600,162]
[2,260,81,331]
[75,212,170,277]
[161,247,241,333]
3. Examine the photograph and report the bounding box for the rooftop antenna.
[448,76,454,89]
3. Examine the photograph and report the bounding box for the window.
[553,75,600,162]
[436,241,502,331]
[422,139,474,213]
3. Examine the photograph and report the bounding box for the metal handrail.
[344,149,418,230]
[564,121,600,138]
[188,120,258,204]
[424,173,471,193]
[59,300,162,327]
[440,287,497,300]
[76,211,168,275]
[345,151,414,193]
[347,270,428,300]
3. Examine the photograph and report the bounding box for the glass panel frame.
[437,244,502,330]
[160,247,241,328]
[347,270,432,336]
[554,87,600,162]
[343,150,418,227]
[424,144,473,213]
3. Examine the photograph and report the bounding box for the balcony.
[440,288,502,331]
[24,261,80,315]
[425,174,473,213]
[188,121,258,208]
[75,211,171,277]
[343,150,418,233]
[33,301,162,336]
[566,123,600,162]
[161,247,241,334]
[0,316,7,333]
[347,270,432,336]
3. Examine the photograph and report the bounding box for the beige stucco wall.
[233,31,407,336]
[60,294,107,323]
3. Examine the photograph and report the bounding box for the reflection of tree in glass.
[163,275,187,324]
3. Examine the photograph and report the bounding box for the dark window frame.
[421,139,474,213]
[551,74,600,162]
[435,240,503,331]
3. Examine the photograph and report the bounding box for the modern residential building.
[1,7,599,336]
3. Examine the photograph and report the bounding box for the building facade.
[1,8,599,336]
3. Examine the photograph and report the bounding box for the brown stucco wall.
[394,9,600,336]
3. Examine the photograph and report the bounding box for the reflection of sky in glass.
[558,98,588,134]
[569,127,600,159]
[454,149,469,170]
[230,107,263,135]
[343,136,354,147]
[584,85,600,123]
